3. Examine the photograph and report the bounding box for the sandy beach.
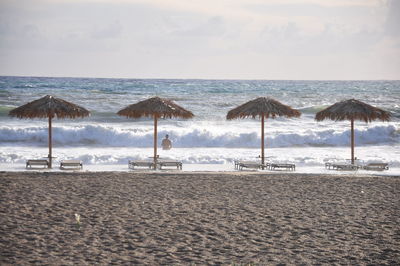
[1,171,399,265]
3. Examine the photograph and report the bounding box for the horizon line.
[1,74,399,82]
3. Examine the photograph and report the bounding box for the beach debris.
[75,213,81,228]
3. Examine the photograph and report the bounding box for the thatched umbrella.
[227,97,301,165]
[117,97,194,169]
[9,95,90,168]
[315,99,391,164]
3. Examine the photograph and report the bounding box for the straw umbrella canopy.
[227,97,301,165]
[315,99,391,164]
[9,95,90,168]
[117,96,194,169]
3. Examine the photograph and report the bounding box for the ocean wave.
[0,105,14,117]
[297,105,400,119]
[0,124,398,148]
[298,105,329,114]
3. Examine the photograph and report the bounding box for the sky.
[0,0,399,80]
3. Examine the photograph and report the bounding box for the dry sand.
[0,171,399,265]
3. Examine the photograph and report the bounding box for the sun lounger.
[157,160,182,170]
[325,162,334,169]
[325,159,360,171]
[128,160,155,170]
[269,163,296,171]
[330,164,359,171]
[363,163,389,171]
[60,160,83,170]
[26,159,49,169]
[234,159,241,170]
[237,161,264,171]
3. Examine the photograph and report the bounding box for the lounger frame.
[363,163,389,171]
[268,163,296,171]
[235,160,296,171]
[326,163,359,171]
[128,160,155,170]
[26,160,49,169]
[60,160,83,170]
[235,161,264,171]
[157,160,182,170]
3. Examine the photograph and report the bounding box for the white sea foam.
[1,123,398,148]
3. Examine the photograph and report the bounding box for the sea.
[1,76,399,172]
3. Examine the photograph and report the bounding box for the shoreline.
[2,162,400,176]
[1,169,400,177]
[1,171,399,264]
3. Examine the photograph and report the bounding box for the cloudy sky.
[0,0,399,80]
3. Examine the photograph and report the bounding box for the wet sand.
[1,171,399,265]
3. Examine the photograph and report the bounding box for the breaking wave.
[0,124,398,148]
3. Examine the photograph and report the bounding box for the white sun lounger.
[363,163,389,171]
[128,160,155,170]
[268,163,296,171]
[329,163,359,171]
[26,159,49,169]
[157,160,182,170]
[325,158,361,171]
[60,160,83,170]
[236,161,264,171]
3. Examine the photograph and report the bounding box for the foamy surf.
[0,123,398,148]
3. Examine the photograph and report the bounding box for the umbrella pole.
[48,116,52,168]
[154,116,158,170]
[261,115,265,166]
[351,118,354,164]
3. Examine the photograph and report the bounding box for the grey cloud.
[0,21,47,51]
[21,24,41,39]
[244,2,375,19]
[171,16,226,37]
[1,0,398,79]
[0,20,13,36]
[133,15,230,57]
[385,0,400,37]
[257,22,382,56]
[91,21,123,39]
